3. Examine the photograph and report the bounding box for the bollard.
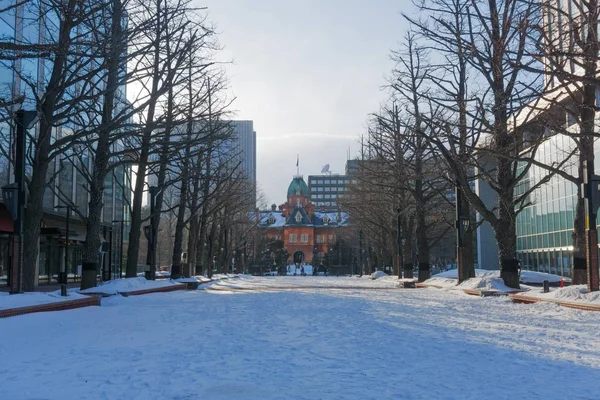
[543,280,550,293]
[60,284,67,297]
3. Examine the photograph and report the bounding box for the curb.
[510,294,600,311]
[0,295,101,319]
[119,284,187,297]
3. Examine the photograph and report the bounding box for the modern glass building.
[515,134,579,277]
[0,2,132,287]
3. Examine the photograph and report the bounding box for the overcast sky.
[199,0,413,206]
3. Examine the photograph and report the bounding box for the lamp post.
[3,110,38,294]
[54,205,71,294]
[148,186,159,280]
[206,234,213,278]
[232,249,236,273]
[113,219,125,279]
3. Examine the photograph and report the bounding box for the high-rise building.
[0,3,132,287]
[231,121,257,184]
[307,174,348,211]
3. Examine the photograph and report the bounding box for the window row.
[311,194,344,200]
[311,186,348,192]
[315,201,337,207]
[517,250,572,277]
[516,230,572,251]
[310,179,346,185]
[288,234,309,243]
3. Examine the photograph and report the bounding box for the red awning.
[0,203,14,233]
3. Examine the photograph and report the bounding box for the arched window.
[322,215,330,224]
[295,213,303,223]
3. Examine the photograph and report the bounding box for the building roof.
[259,211,286,227]
[313,211,349,227]
[287,176,310,196]
[286,206,313,226]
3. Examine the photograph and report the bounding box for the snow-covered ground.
[2,276,600,399]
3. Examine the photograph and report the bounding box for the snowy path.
[1,277,600,399]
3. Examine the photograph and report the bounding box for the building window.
[324,179,331,184]
[317,187,323,192]
[316,235,324,244]
[295,213,303,223]
[328,234,336,243]
[325,187,331,192]
[317,180,323,184]
[301,234,309,243]
[323,215,330,224]
[267,216,275,224]
[317,194,323,199]
[289,234,297,243]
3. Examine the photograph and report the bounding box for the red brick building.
[257,175,349,266]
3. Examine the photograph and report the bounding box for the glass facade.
[0,3,132,286]
[515,133,596,277]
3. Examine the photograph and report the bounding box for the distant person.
[301,265,305,276]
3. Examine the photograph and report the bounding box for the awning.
[0,203,14,233]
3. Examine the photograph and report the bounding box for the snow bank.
[456,276,516,293]
[431,269,570,286]
[523,285,600,304]
[519,271,570,284]
[79,277,182,295]
[432,269,496,279]
[0,291,88,310]
[370,271,388,280]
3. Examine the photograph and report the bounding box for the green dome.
[287,176,309,196]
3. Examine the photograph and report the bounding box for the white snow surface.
[3,276,600,399]
[0,290,88,310]
[520,285,600,305]
[429,269,569,289]
[79,277,182,295]
[370,271,388,279]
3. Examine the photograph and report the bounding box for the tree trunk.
[170,147,190,279]
[80,0,123,289]
[22,161,48,291]
[125,0,162,277]
[573,189,587,284]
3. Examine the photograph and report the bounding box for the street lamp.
[3,110,38,294]
[232,249,236,273]
[148,186,159,280]
[54,205,71,295]
[113,219,126,279]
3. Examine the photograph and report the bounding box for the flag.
[296,155,299,167]
[321,164,330,173]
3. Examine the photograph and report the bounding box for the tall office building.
[0,3,132,287]
[307,175,348,211]
[231,121,256,184]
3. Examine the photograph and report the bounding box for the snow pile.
[429,269,569,289]
[370,271,388,280]
[519,271,569,284]
[456,276,516,293]
[527,285,600,304]
[0,291,88,310]
[79,277,182,295]
[433,269,496,279]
